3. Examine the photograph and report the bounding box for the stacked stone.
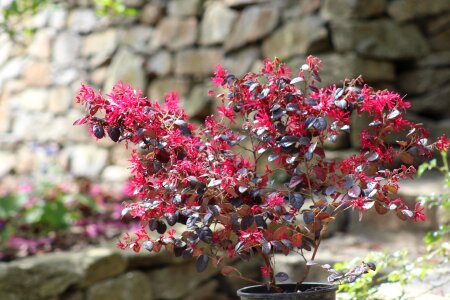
[0,247,229,300]
[0,0,449,184]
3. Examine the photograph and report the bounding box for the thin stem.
[256,248,275,285]
[304,159,317,206]
[295,235,323,290]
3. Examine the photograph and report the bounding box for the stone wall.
[0,247,234,300]
[0,0,449,184]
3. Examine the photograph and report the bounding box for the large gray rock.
[146,262,219,299]
[0,152,15,177]
[410,85,450,119]
[224,0,269,6]
[122,25,154,54]
[224,47,259,78]
[225,5,279,51]
[68,8,99,33]
[0,57,26,83]
[124,251,186,270]
[200,2,238,46]
[185,280,220,300]
[426,13,450,35]
[9,89,49,112]
[146,50,172,76]
[262,16,329,59]
[0,37,12,67]
[53,31,81,66]
[0,248,127,300]
[430,27,450,51]
[417,51,450,68]
[398,68,450,95]
[48,7,67,29]
[140,3,162,24]
[82,29,119,67]
[69,144,109,178]
[321,0,386,20]
[183,80,215,118]
[388,0,450,22]
[28,29,54,59]
[22,60,51,87]
[331,20,429,59]
[168,0,203,16]
[87,271,152,300]
[314,53,395,86]
[175,48,224,77]
[104,48,146,91]
[150,18,197,51]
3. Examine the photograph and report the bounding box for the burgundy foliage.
[75,56,448,290]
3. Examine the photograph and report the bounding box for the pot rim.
[237,282,338,297]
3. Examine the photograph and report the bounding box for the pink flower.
[261,266,270,278]
[413,202,426,222]
[436,134,450,152]
[212,65,227,87]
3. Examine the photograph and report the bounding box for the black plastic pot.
[237,282,338,300]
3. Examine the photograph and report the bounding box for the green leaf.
[417,163,428,177]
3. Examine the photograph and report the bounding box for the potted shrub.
[74,56,448,299]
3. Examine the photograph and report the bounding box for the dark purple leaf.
[312,72,321,82]
[199,227,213,243]
[249,82,259,92]
[307,143,317,154]
[241,216,254,230]
[93,125,105,139]
[325,186,335,196]
[107,127,121,142]
[143,241,153,252]
[280,136,298,148]
[387,109,400,120]
[187,215,198,229]
[262,241,272,254]
[289,175,303,188]
[255,215,267,229]
[305,97,319,106]
[367,152,379,162]
[286,103,299,112]
[286,156,296,164]
[260,88,270,98]
[166,212,178,226]
[303,211,315,224]
[289,194,304,209]
[369,120,382,127]
[290,77,304,84]
[196,255,209,272]
[148,219,158,231]
[275,272,289,282]
[268,153,279,162]
[401,209,413,218]
[314,117,327,130]
[298,137,310,145]
[309,85,319,93]
[334,88,344,99]
[156,221,167,234]
[335,99,347,109]
[348,186,361,198]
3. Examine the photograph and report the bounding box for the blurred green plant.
[335,149,449,299]
[0,177,131,261]
[0,0,137,40]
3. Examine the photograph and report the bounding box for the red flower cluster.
[75,56,445,289]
